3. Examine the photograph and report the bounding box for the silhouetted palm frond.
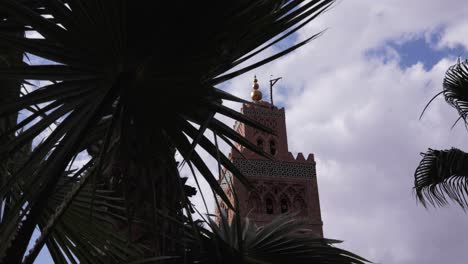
[414,148,468,209]
[29,177,151,264]
[415,59,468,210]
[443,59,468,122]
[185,211,369,264]
[0,1,335,262]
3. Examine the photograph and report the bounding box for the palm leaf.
[414,148,468,209]
[414,59,468,210]
[0,1,335,262]
[443,59,468,122]
[185,212,369,264]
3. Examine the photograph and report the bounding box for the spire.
[250,75,262,102]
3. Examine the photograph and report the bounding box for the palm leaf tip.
[443,59,468,122]
[414,148,468,209]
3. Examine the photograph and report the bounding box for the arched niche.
[269,139,277,155]
[256,137,264,150]
[293,196,307,216]
[279,194,290,214]
[264,193,275,215]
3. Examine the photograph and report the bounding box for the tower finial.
[250,75,262,102]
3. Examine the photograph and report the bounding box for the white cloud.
[215,1,468,263]
[438,18,468,50]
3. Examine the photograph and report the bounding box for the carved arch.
[272,185,281,195]
[278,193,290,214]
[264,193,275,215]
[269,138,277,155]
[256,137,264,150]
[293,196,307,216]
[286,186,296,198]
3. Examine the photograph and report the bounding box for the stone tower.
[218,77,323,236]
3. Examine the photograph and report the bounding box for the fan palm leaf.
[185,211,369,264]
[414,59,468,210]
[30,175,152,264]
[443,59,468,122]
[414,148,468,209]
[0,1,336,263]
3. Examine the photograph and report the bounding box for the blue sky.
[366,30,467,70]
[31,0,468,263]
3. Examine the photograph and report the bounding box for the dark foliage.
[0,1,371,263]
[415,59,468,210]
[415,148,468,209]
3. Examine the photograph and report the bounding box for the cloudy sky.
[193,1,468,263]
[34,1,468,263]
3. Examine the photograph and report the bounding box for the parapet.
[285,151,315,163]
[296,152,305,161]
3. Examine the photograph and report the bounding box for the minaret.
[218,76,323,236]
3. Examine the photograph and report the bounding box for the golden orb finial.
[250,75,262,102]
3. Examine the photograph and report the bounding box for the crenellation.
[287,152,316,163]
[296,152,305,161]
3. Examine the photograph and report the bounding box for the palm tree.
[0,1,367,263]
[415,59,468,209]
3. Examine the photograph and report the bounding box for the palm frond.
[414,148,468,209]
[443,59,468,122]
[185,211,369,264]
[0,1,335,262]
[32,176,152,264]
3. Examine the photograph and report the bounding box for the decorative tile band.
[242,107,285,118]
[232,159,316,178]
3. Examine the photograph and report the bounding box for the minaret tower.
[219,76,323,236]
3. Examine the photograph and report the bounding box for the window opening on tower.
[266,198,273,214]
[281,199,288,213]
[270,139,276,155]
[257,138,264,149]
